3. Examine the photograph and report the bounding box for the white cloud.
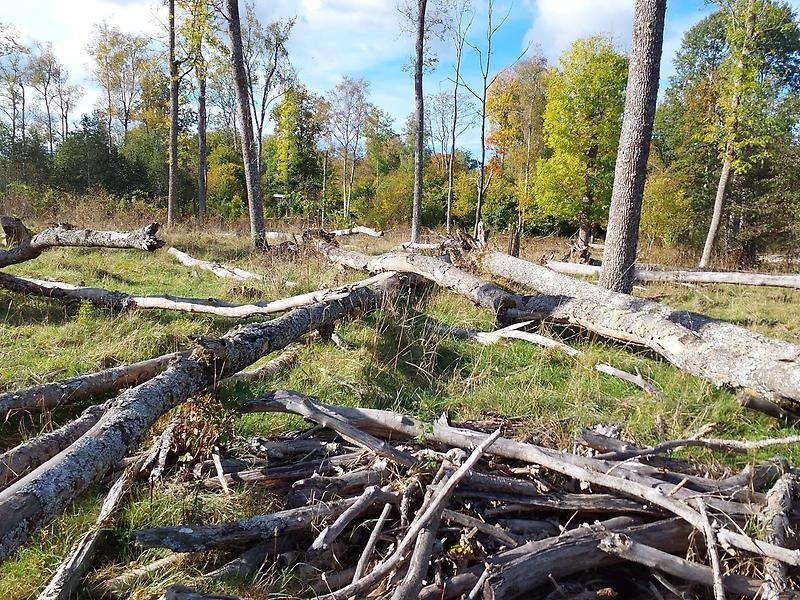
[523,0,633,62]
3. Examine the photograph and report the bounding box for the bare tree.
[460,0,520,237]
[326,76,370,220]
[28,43,59,155]
[445,0,472,233]
[53,65,81,140]
[226,0,266,247]
[168,0,180,227]
[599,0,667,293]
[0,40,30,148]
[242,5,294,173]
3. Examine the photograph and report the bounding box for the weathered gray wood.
[0,353,181,417]
[329,225,383,237]
[0,404,106,489]
[480,250,800,402]
[202,452,365,491]
[483,517,689,600]
[549,260,800,290]
[167,247,262,280]
[433,420,799,566]
[311,486,397,551]
[0,222,164,268]
[135,497,360,552]
[599,533,764,598]
[0,271,396,319]
[0,285,383,561]
[103,553,185,596]
[761,474,798,599]
[419,572,480,600]
[312,239,520,316]
[219,345,300,387]
[257,390,420,468]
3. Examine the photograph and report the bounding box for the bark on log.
[135,497,360,552]
[0,404,106,489]
[761,474,798,599]
[0,285,384,561]
[0,352,181,417]
[479,251,800,402]
[483,517,691,600]
[103,553,186,596]
[0,271,397,319]
[598,533,765,598]
[548,260,800,290]
[0,223,164,268]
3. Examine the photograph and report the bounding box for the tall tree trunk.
[599,0,666,293]
[446,21,465,235]
[699,0,755,268]
[341,151,349,219]
[167,0,179,227]
[473,1,494,238]
[321,151,328,229]
[226,0,266,248]
[410,0,427,243]
[196,57,208,226]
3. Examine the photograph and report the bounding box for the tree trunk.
[0,405,106,489]
[321,151,328,229]
[599,0,666,293]
[546,260,800,289]
[167,0,179,227]
[699,0,755,268]
[0,351,180,417]
[410,0,427,244]
[226,0,266,248]
[196,56,207,225]
[0,222,164,269]
[0,285,385,561]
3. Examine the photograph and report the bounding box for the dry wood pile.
[118,389,800,600]
[3,219,800,599]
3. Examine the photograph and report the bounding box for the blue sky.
[5,0,800,154]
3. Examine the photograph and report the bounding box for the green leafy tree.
[534,37,627,250]
[271,85,322,203]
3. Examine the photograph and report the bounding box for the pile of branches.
[113,390,800,600]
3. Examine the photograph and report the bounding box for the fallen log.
[545,260,800,290]
[167,247,263,281]
[761,474,798,599]
[103,553,186,596]
[478,251,800,402]
[134,497,360,552]
[0,404,106,489]
[0,222,164,268]
[314,240,800,401]
[219,345,300,387]
[0,284,387,561]
[598,533,773,599]
[328,225,383,237]
[0,352,182,417]
[0,271,397,319]
[483,517,690,600]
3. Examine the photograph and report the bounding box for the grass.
[1,222,800,597]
